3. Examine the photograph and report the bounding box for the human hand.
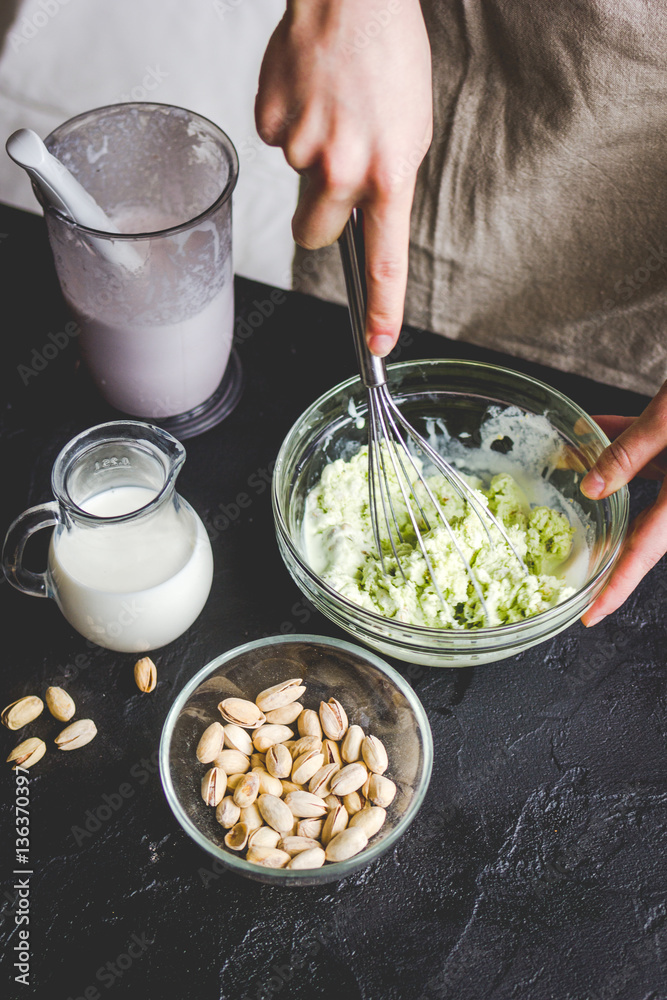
[255,0,433,356]
[580,382,667,625]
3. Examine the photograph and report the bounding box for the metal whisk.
[337,211,526,623]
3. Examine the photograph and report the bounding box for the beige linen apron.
[294,0,667,397]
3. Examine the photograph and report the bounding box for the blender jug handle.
[2,502,60,597]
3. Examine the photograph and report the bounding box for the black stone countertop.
[0,202,665,1000]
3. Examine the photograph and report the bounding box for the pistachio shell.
[366,773,397,808]
[45,686,75,722]
[308,763,340,797]
[329,762,367,797]
[215,796,240,829]
[240,803,263,832]
[223,724,254,756]
[325,827,368,862]
[54,719,97,751]
[251,767,284,797]
[247,825,282,849]
[297,818,324,840]
[341,724,365,763]
[297,709,322,739]
[319,698,348,741]
[233,772,260,809]
[290,736,322,759]
[321,804,349,845]
[361,735,388,775]
[6,737,46,769]
[283,791,328,818]
[133,657,157,693]
[246,846,291,868]
[342,791,366,815]
[252,724,294,753]
[2,695,44,731]
[349,806,387,838]
[257,793,294,833]
[264,702,304,725]
[265,742,293,779]
[291,751,325,785]
[224,822,249,851]
[201,767,226,806]
[218,698,265,729]
[322,739,342,767]
[255,678,305,713]
[278,835,322,856]
[196,722,224,763]
[214,749,251,774]
[287,847,326,870]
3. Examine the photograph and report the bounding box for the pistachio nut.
[349,805,387,838]
[233,771,260,809]
[215,749,250,774]
[264,702,303,726]
[196,722,224,763]
[251,767,283,797]
[45,686,75,722]
[2,695,43,731]
[250,753,266,769]
[290,736,322,759]
[325,827,368,862]
[297,818,324,840]
[6,737,46,769]
[324,793,342,811]
[257,793,294,833]
[223,723,254,756]
[321,803,349,846]
[247,825,282,849]
[341,724,365,763]
[318,698,348,741]
[255,678,305,713]
[240,802,263,832]
[278,835,322,856]
[224,822,249,851]
[366,773,397,808]
[329,762,367,798]
[361,735,388,775]
[342,791,365,815]
[225,772,246,790]
[287,847,326,870]
[201,767,225,807]
[297,709,322,739]
[54,718,97,751]
[252,724,294,753]
[280,780,304,796]
[215,796,240,829]
[265,742,292,779]
[245,846,291,868]
[133,656,157,693]
[308,763,340,798]
[283,790,327,818]
[218,698,265,729]
[322,739,342,767]
[291,750,325,786]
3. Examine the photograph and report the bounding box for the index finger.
[581,383,667,498]
[361,191,413,357]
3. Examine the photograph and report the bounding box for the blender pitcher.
[2,421,213,652]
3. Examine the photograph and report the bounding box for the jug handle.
[2,502,60,598]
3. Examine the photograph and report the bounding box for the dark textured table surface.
[0,202,666,1000]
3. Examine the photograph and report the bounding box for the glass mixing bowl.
[160,635,433,886]
[273,360,629,668]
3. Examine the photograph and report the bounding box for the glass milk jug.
[2,422,213,652]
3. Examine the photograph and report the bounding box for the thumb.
[581,383,667,499]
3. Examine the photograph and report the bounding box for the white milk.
[70,204,234,419]
[48,486,213,652]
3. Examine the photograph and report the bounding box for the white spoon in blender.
[6,128,143,271]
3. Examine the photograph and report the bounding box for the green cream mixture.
[303,446,576,629]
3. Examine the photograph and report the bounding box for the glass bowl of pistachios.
[159,634,433,885]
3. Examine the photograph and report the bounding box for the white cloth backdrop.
[0,0,298,288]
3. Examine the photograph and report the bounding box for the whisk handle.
[338,212,387,388]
